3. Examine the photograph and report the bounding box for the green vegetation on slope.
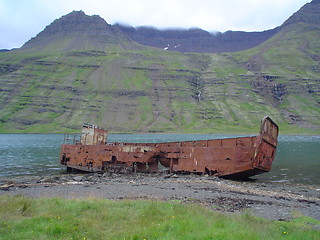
[1,195,319,240]
[0,21,319,133]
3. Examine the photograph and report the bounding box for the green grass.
[0,195,319,240]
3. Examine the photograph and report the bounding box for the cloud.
[0,0,310,49]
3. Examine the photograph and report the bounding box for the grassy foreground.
[0,195,319,240]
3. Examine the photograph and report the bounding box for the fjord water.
[0,134,319,185]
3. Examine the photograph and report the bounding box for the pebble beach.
[1,173,319,221]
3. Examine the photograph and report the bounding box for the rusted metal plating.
[60,117,279,178]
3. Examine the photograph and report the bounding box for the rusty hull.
[60,116,278,178]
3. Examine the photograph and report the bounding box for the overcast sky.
[0,0,311,49]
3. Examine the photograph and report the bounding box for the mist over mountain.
[117,25,279,53]
[0,0,319,133]
[20,9,282,54]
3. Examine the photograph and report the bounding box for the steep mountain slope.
[229,0,320,131]
[0,1,319,133]
[20,11,140,52]
[282,0,320,27]
[118,25,278,53]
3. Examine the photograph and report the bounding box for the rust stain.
[60,116,279,178]
[121,145,155,153]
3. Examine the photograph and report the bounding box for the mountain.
[230,0,320,130]
[20,11,139,52]
[117,25,279,53]
[282,0,320,27]
[0,1,319,134]
[117,0,320,53]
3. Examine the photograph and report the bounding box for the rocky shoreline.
[1,173,320,221]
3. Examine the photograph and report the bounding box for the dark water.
[0,134,319,186]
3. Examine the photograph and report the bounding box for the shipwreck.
[60,116,279,178]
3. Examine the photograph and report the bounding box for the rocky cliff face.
[118,25,278,53]
[117,0,319,53]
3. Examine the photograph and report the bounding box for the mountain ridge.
[118,24,280,53]
[22,9,281,53]
[0,0,319,133]
[20,10,139,52]
[282,0,320,28]
[12,0,320,54]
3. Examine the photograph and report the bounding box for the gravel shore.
[1,173,320,221]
